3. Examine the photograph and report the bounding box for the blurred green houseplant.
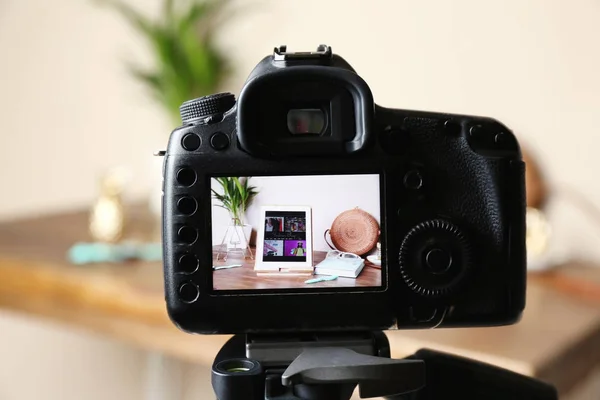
[98,0,231,123]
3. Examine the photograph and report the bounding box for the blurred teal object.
[305,275,338,284]
[68,242,163,265]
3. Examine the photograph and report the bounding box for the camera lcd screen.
[211,174,382,291]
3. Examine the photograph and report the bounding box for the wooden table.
[213,246,381,290]
[1,206,600,397]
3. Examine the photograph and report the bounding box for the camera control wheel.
[399,220,472,298]
[179,92,236,124]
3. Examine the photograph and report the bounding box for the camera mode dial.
[399,220,472,298]
[179,93,236,124]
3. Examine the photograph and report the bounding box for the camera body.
[162,45,526,335]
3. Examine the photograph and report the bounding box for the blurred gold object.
[526,207,551,258]
[89,167,130,243]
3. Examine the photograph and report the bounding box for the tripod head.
[211,331,558,400]
[212,331,422,400]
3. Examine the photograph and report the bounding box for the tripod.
[211,331,559,400]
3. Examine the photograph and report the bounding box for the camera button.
[177,226,198,244]
[210,132,230,150]
[443,119,461,136]
[182,133,201,151]
[380,126,409,155]
[469,124,484,136]
[176,167,197,186]
[468,123,519,156]
[425,248,452,274]
[177,196,198,215]
[403,170,423,190]
[178,281,199,303]
[409,307,438,323]
[494,132,507,144]
[178,254,199,274]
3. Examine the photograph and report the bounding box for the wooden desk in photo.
[212,246,381,290]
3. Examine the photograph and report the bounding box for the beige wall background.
[1,0,599,399]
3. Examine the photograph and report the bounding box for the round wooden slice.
[329,208,380,256]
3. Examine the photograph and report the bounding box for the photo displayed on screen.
[211,174,382,291]
[263,211,307,262]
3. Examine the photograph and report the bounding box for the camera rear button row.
[181,132,229,151]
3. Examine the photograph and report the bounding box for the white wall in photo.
[211,175,381,252]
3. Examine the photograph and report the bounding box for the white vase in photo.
[223,223,253,250]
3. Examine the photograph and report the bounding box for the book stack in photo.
[314,256,365,278]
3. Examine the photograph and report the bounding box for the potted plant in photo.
[211,177,258,251]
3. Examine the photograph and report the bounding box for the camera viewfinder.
[287,109,326,135]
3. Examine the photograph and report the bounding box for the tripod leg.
[401,349,558,400]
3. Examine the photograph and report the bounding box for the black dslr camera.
[162,44,526,335]
[159,45,555,400]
